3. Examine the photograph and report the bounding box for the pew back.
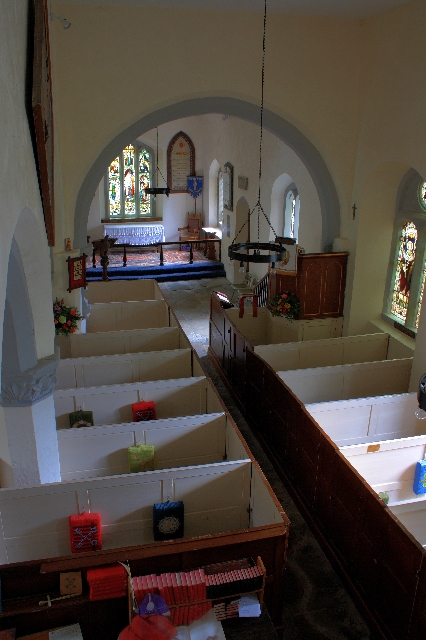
[86,279,164,303]
[56,349,193,389]
[255,333,390,372]
[58,413,234,480]
[54,377,223,429]
[306,392,422,446]
[56,327,190,359]
[86,300,170,332]
[0,460,253,564]
[341,434,426,505]
[278,358,412,404]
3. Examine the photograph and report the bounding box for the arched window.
[390,221,417,322]
[218,170,224,225]
[106,143,154,219]
[283,185,300,239]
[384,171,426,332]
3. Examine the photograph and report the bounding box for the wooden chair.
[178,214,202,249]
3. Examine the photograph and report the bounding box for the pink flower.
[70,309,76,316]
[282,294,288,299]
[71,328,76,333]
[67,320,71,326]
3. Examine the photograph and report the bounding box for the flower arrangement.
[269,291,301,319]
[53,298,83,336]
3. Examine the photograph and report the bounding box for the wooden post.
[123,245,127,267]
[189,243,193,264]
[160,244,164,266]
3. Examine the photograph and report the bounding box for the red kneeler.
[132,401,156,422]
[69,512,102,553]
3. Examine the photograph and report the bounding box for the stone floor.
[158,277,381,640]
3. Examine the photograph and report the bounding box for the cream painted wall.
[51,2,362,247]
[345,0,426,335]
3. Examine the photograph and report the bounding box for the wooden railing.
[92,239,222,269]
[253,272,269,307]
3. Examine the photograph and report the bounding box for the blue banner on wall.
[187,176,203,198]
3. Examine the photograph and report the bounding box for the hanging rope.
[231,0,279,246]
[155,127,168,188]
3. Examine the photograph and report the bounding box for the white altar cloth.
[103,223,165,245]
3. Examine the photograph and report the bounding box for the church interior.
[2,0,426,638]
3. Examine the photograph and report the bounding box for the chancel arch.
[74,97,341,251]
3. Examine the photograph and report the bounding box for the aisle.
[159,278,378,640]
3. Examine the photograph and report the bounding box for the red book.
[165,573,174,604]
[188,571,196,601]
[171,572,180,604]
[137,576,144,602]
[157,574,168,604]
[180,572,188,603]
[151,574,158,592]
[141,574,149,599]
[146,574,153,592]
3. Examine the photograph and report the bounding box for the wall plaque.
[167,132,195,193]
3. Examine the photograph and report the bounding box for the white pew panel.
[56,349,192,389]
[54,377,213,429]
[58,413,228,481]
[307,393,422,446]
[341,434,426,505]
[0,461,252,564]
[57,327,189,359]
[86,301,170,333]
[86,279,164,303]
[279,358,412,404]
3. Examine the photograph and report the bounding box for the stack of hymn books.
[132,569,207,606]
[204,558,264,599]
[87,563,128,601]
[169,601,212,626]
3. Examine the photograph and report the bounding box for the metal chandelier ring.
[228,242,287,264]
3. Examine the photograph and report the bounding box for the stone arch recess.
[74,98,340,249]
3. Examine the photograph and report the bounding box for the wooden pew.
[54,377,223,429]
[57,412,249,481]
[85,279,164,303]
[254,332,390,371]
[306,392,422,446]
[341,434,426,506]
[55,348,200,389]
[86,300,170,332]
[277,358,412,404]
[56,326,191,359]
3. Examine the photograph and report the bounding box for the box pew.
[54,377,223,429]
[0,459,256,564]
[56,326,191,359]
[86,279,164,303]
[56,348,194,389]
[341,434,426,506]
[278,358,412,404]
[86,300,170,333]
[224,306,343,347]
[254,332,390,372]
[306,392,422,447]
[390,501,426,548]
[57,412,249,481]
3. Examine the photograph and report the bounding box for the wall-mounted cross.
[352,203,357,220]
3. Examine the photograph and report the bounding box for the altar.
[103,223,165,245]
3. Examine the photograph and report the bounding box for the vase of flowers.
[268,291,301,319]
[53,298,83,336]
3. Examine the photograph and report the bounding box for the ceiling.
[61,0,413,19]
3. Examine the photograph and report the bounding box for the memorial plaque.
[167,132,195,193]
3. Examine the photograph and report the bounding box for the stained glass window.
[391,222,418,322]
[416,262,426,329]
[123,145,136,216]
[419,181,426,213]
[107,144,153,218]
[139,148,151,216]
[108,156,121,217]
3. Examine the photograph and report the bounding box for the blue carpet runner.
[86,261,227,282]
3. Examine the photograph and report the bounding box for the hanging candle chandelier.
[228,0,287,266]
[144,127,171,197]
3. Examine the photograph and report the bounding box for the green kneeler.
[128,444,155,473]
